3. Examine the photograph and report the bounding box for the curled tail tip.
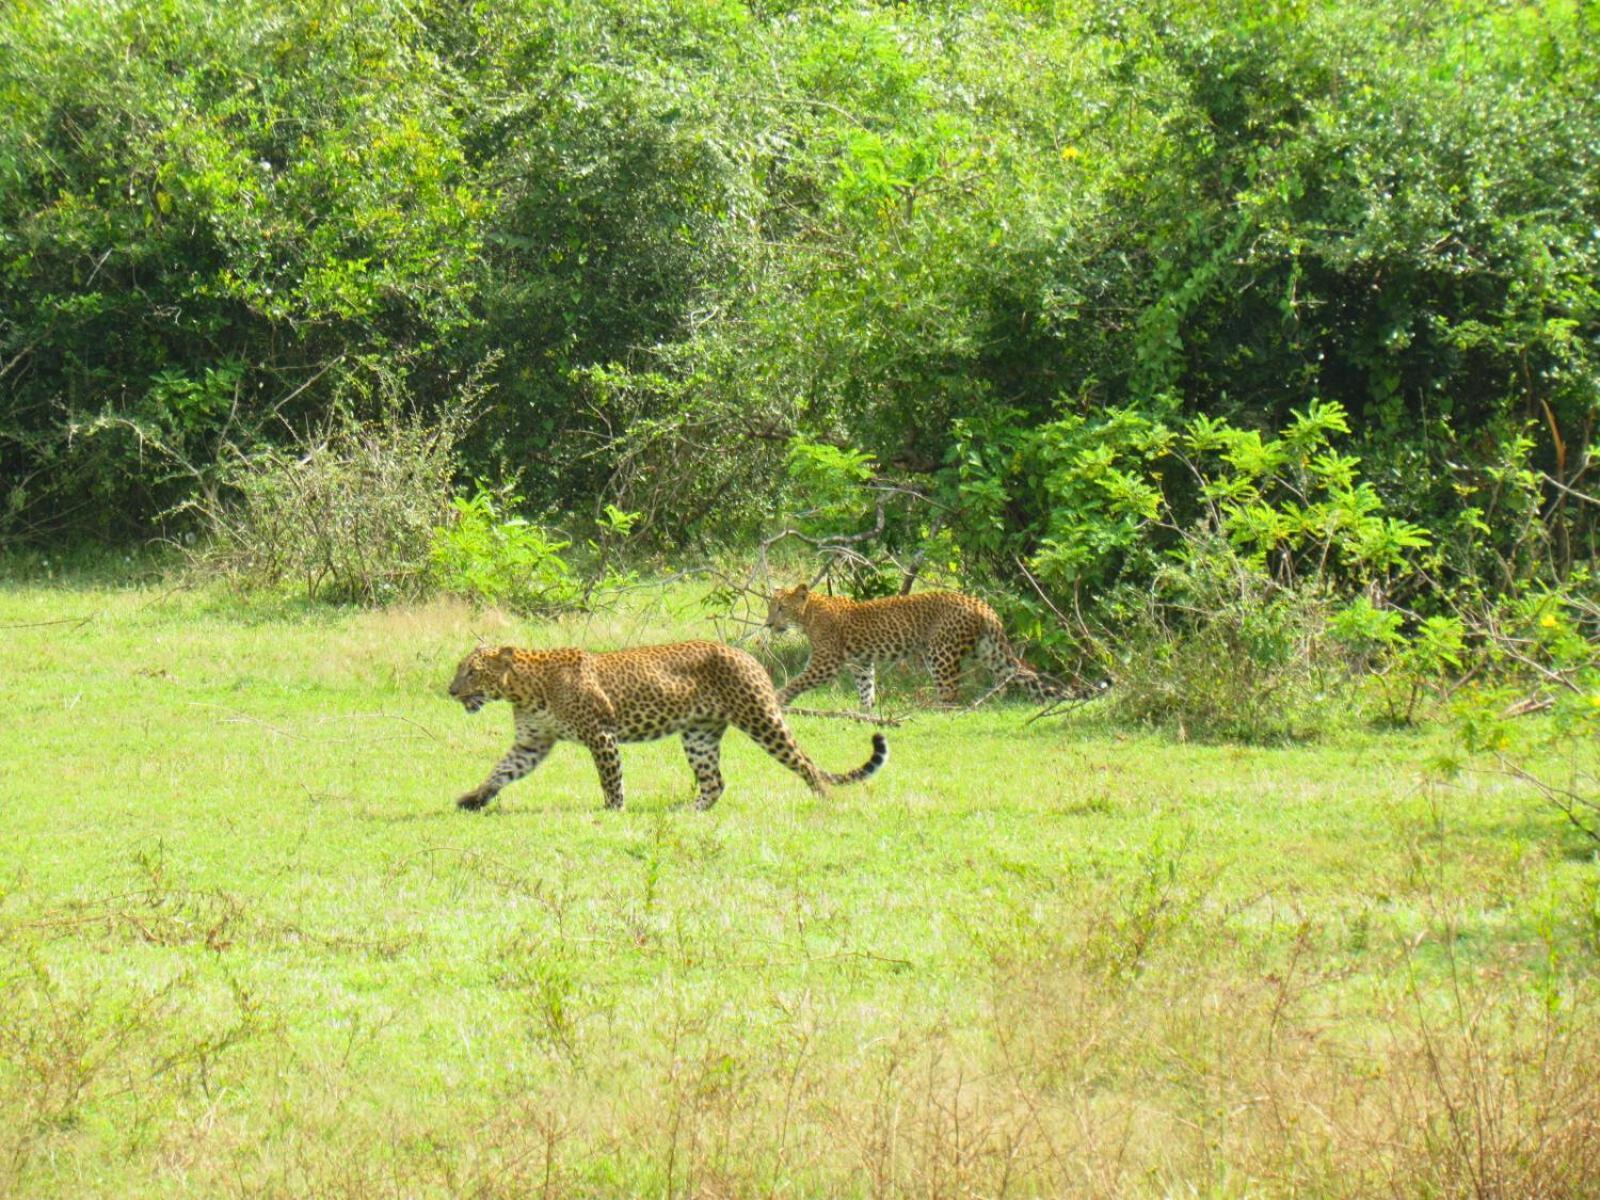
[820,730,887,787]
[868,731,888,771]
[852,731,889,783]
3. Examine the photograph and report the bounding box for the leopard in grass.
[764,584,1061,709]
[448,639,888,812]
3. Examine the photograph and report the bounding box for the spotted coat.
[447,640,888,812]
[765,585,1059,708]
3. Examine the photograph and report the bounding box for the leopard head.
[448,646,519,714]
[765,583,810,632]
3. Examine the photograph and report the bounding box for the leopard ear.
[791,583,809,598]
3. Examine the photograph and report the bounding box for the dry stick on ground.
[783,706,904,728]
[918,678,1093,720]
[0,614,97,631]
[955,675,1017,713]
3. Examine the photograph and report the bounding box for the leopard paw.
[456,788,494,812]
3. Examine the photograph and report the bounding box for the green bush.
[1095,538,1348,742]
[754,394,1487,733]
[1449,581,1600,843]
[428,489,579,614]
[1329,598,1465,725]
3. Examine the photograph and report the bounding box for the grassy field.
[3,570,1598,1198]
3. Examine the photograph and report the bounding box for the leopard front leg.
[584,731,626,810]
[458,734,555,811]
[777,649,844,707]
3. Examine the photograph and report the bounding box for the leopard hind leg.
[925,638,970,705]
[848,661,878,710]
[681,723,728,810]
[729,708,828,796]
[974,629,1057,703]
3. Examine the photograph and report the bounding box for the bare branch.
[1541,471,1600,509]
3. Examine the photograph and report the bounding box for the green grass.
[3,574,1599,1197]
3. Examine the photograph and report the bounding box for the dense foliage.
[3,0,1597,602]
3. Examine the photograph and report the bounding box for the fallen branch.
[1500,695,1555,718]
[0,615,97,631]
[783,706,905,728]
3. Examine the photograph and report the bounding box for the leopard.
[764,583,1060,709]
[447,639,888,812]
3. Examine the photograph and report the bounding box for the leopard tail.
[818,733,889,786]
